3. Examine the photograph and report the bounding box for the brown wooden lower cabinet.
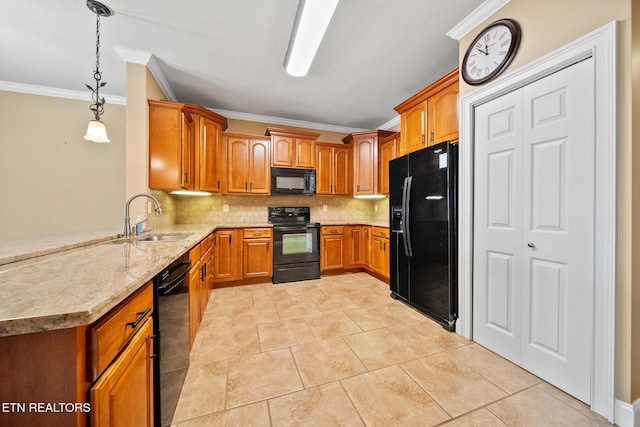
[90,317,154,427]
[243,228,273,278]
[321,226,344,271]
[213,229,242,282]
[322,224,388,280]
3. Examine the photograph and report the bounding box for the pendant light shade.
[84,1,113,143]
[84,119,110,143]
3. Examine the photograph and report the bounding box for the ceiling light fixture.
[83,0,113,143]
[284,0,339,77]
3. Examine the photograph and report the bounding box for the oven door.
[273,224,320,265]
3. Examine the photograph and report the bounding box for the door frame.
[458,22,617,421]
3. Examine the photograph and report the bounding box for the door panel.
[485,251,515,335]
[474,58,595,404]
[473,89,523,364]
[520,58,594,403]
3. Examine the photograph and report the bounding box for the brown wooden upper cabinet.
[225,134,270,194]
[148,100,227,192]
[316,143,350,196]
[343,130,395,197]
[265,128,320,169]
[394,68,459,156]
[378,132,400,195]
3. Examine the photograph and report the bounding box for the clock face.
[462,19,521,85]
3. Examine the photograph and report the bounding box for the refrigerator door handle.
[401,177,409,256]
[404,175,413,257]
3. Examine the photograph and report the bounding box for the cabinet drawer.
[88,282,154,381]
[321,226,344,236]
[372,227,389,238]
[200,233,213,254]
[189,244,201,266]
[243,228,272,239]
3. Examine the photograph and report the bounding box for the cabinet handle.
[126,308,151,329]
[213,236,216,246]
[184,172,189,183]
[430,131,434,143]
[250,182,253,190]
[245,182,248,190]
[217,179,220,190]
[201,263,206,281]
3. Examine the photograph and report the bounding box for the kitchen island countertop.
[0,225,214,337]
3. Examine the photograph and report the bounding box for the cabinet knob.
[527,242,536,248]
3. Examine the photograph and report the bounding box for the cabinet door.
[181,112,195,190]
[363,226,371,268]
[427,81,459,145]
[90,318,154,427]
[243,239,273,278]
[227,137,249,193]
[382,238,390,278]
[379,136,398,195]
[370,236,385,276]
[353,136,377,195]
[200,246,212,319]
[199,117,222,192]
[400,101,426,155]
[346,226,363,267]
[149,102,192,191]
[214,230,242,282]
[249,139,270,194]
[333,146,350,196]
[272,136,294,167]
[188,259,202,347]
[295,139,315,168]
[321,235,344,271]
[316,145,333,195]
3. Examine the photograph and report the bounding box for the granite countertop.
[0,225,214,337]
[0,220,388,337]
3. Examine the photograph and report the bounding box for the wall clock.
[462,18,521,85]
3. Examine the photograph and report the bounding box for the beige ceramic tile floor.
[172,272,611,426]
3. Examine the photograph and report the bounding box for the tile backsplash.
[161,194,390,226]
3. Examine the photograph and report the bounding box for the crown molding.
[210,108,367,134]
[447,0,511,41]
[0,80,126,105]
[378,114,400,131]
[114,46,177,102]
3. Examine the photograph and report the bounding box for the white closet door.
[473,57,595,404]
[520,57,594,403]
[473,89,524,364]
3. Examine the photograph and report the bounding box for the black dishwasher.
[153,252,191,427]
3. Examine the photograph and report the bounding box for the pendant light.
[83,0,113,143]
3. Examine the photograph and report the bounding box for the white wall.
[0,91,125,239]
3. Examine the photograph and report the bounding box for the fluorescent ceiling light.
[285,0,339,77]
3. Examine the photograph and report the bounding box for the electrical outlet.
[322,205,327,212]
[223,204,229,212]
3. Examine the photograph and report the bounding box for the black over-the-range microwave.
[271,167,316,195]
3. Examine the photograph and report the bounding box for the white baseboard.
[615,398,640,427]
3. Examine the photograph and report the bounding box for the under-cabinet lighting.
[426,195,444,200]
[170,191,212,197]
[284,0,340,77]
[354,194,387,200]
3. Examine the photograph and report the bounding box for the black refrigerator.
[389,141,458,331]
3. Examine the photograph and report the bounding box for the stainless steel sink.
[137,233,192,242]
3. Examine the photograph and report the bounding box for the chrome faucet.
[122,193,163,238]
